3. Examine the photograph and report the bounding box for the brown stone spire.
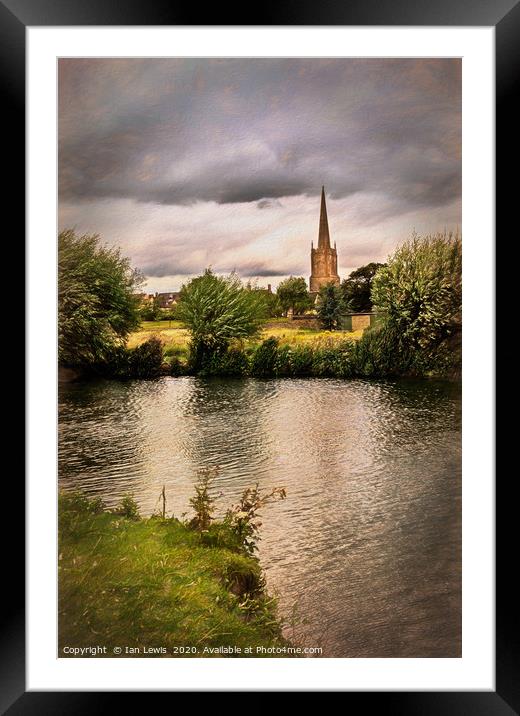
[318,186,331,249]
[309,186,340,293]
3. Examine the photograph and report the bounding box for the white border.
[27,27,494,691]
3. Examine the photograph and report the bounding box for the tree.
[276,276,313,316]
[341,262,385,313]
[58,229,143,366]
[176,269,268,370]
[264,290,284,318]
[317,283,345,331]
[371,230,462,357]
[140,298,161,322]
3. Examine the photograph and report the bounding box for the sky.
[58,58,461,293]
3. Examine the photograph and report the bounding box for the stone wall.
[351,314,372,331]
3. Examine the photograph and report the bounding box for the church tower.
[310,186,340,293]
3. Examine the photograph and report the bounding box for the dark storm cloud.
[139,255,301,278]
[59,58,461,218]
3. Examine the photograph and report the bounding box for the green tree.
[317,283,345,331]
[341,262,385,313]
[176,269,267,371]
[264,291,284,318]
[140,298,161,321]
[371,230,462,361]
[276,276,313,316]
[58,229,143,366]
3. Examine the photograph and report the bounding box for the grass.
[59,492,291,658]
[127,319,364,361]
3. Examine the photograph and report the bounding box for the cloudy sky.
[58,58,461,292]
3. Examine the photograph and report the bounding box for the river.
[58,376,461,657]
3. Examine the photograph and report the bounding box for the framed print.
[8,0,512,709]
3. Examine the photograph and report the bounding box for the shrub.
[371,230,462,370]
[100,345,132,379]
[351,323,410,377]
[113,495,140,520]
[188,467,220,531]
[250,337,279,377]
[289,345,314,377]
[169,356,188,377]
[59,491,106,516]
[193,345,249,377]
[224,484,286,556]
[312,342,354,378]
[274,344,292,377]
[220,347,250,376]
[128,336,164,378]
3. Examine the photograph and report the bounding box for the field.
[127,318,364,361]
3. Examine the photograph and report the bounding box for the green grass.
[127,319,363,360]
[59,493,291,658]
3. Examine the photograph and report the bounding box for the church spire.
[318,185,331,249]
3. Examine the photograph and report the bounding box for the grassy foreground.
[59,493,291,658]
[127,319,363,362]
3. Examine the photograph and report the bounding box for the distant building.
[154,292,181,308]
[135,292,155,305]
[309,186,340,294]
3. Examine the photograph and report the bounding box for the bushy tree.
[139,300,161,322]
[264,290,284,318]
[176,269,267,371]
[276,276,313,316]
[371,230,462,363]
[317,283,345,331]
[341,262,385,313]
[58,229,143,366]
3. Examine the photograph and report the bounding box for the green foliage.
[168,356,188,377]
[349,231,462,378]
[288,345,314,376]
[113,495,140,520]
[224,484,287,556]
[351,324,410,377]
[160,307,178,321]
[276,276,313,316]
[139,300,161,322]
[371,231,462,362]
[188,467,220,531]
[312,341,354,378]
[264,291,284,318]
[250,337,279,377]
[177,270,267,372]
[341,262,385,313]
[98,337,164,379]
[274,344,293,377]
[246,337,359,379]
[58,229,143,367]
[195,345,250,377]
[128,335,164,378]
[317,283,345,331]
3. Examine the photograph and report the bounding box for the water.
[58,376,461,657]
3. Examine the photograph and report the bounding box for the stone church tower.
[309,186,340,293]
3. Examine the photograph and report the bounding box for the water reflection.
[59,376,461,657]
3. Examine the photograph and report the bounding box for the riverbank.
[59,492,292,658]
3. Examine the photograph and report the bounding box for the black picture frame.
[9,0,509,710]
